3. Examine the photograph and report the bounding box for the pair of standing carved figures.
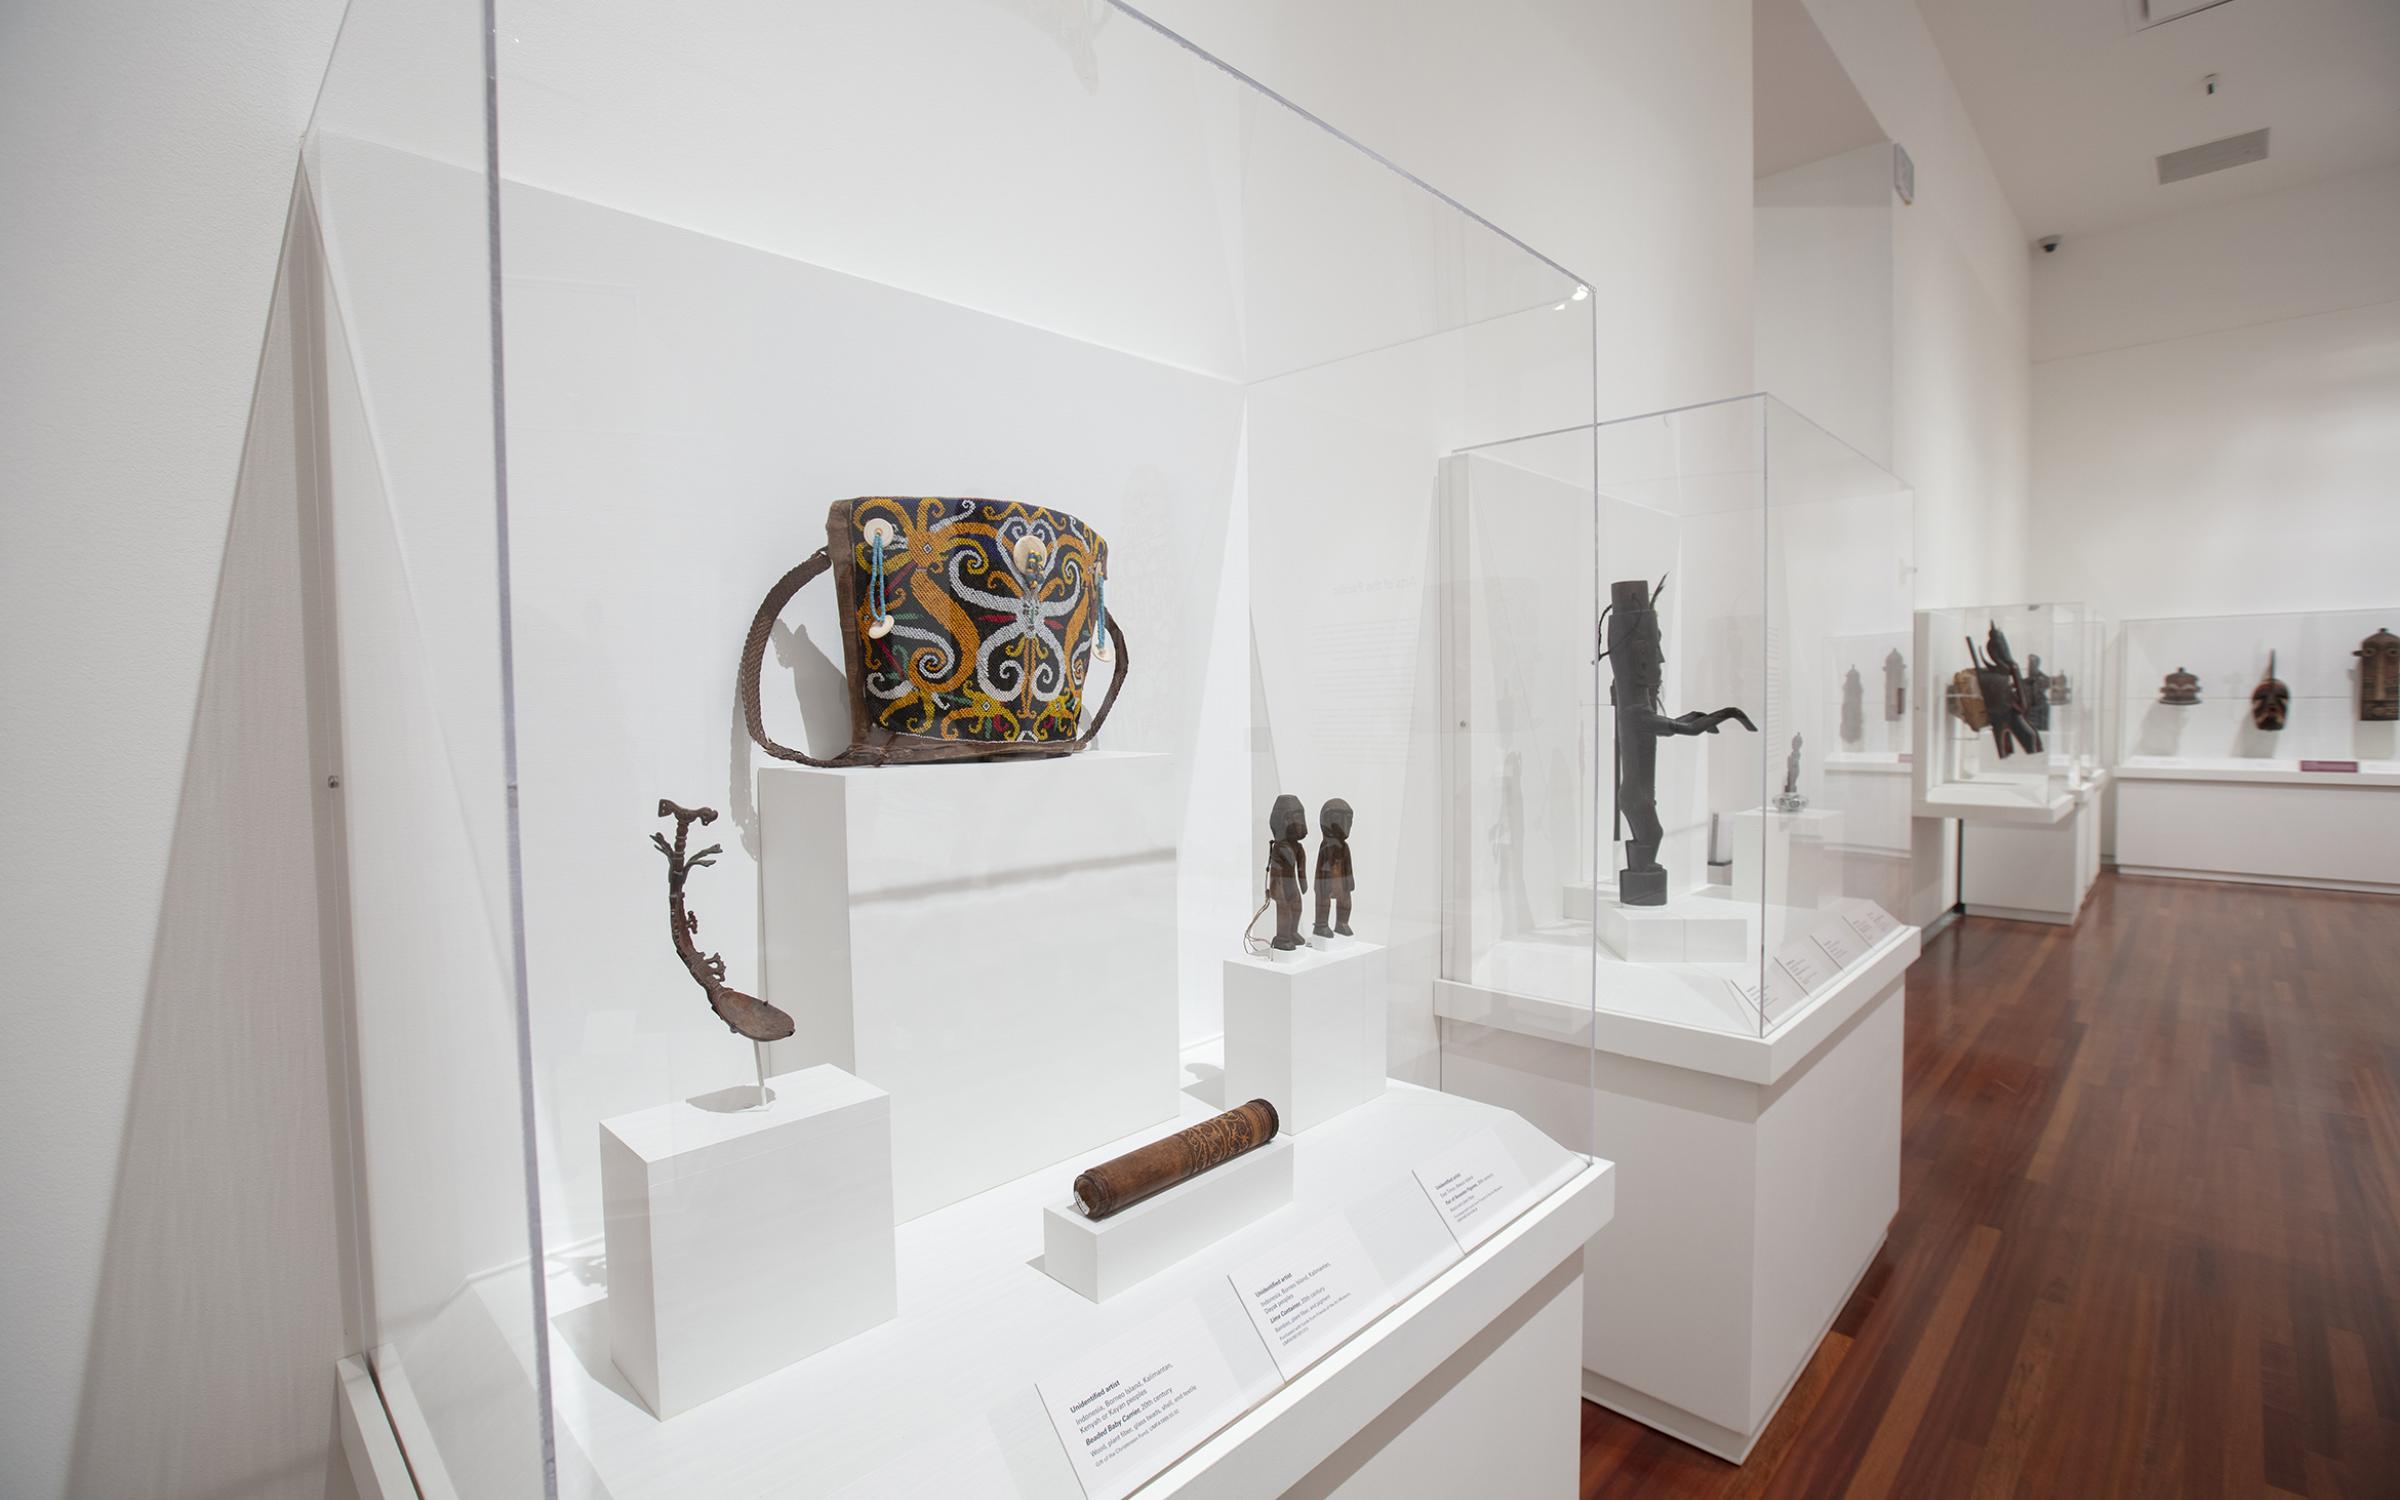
[1254,797,1356,952]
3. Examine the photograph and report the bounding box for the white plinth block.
[1594,886,1752,963]
[1435,926,1917,1463]
[1040,1136,1295,1302]
[1960,790,2091,925]
[1222,942,1389,1134]
[1730,808,1845,910]
[601,1065,897,1419]
[758,753,1180,1220]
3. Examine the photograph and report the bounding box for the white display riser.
[2114,768,2400,894]
[600,1066,897,1419]
[1437,930,1916,1462]
[1042,1135,1295,1303]
[1960,783,2099,926]
[758,752,1180,1220]
[1223,942,1389,1134]
[1593,886,1752,964]
[518,1060,1610,1500]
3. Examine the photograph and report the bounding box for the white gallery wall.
[0,3,359,1499]
[1799,0,2034,610]
[2028,164,2400,622]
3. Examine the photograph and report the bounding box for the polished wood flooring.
[1580,872,2400,1499]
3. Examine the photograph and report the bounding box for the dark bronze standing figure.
[1774,733,1808,813]
[1967,623,2042,757]
[1265,794,1308,951]
[1603,578,1756,907]
[1883,648,1907,721]
[1840,667,1864,746]
[1312,798,1354,939]
[2160,666,2201,705]
[2357,628,2399,721]
[2251,652,2290,730]
[2022,654,2053,732]
[654,801,794,1105]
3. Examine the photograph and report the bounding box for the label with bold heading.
[1229,1215,1388,1382]
[1036,1303,1250,1500]
[1410,1128,1530,1253]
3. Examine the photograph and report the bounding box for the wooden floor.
[1580,872,2400,1499]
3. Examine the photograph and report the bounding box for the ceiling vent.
[2125,0,2239,31]
[2157,128,2270,184]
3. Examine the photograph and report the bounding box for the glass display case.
[2053,604,2109,785]
[1912,601,2089,818]
[1439,395,1915,1042]
[297,2,1607,1495]
[2120,608,2400,774]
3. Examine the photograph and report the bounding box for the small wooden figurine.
[1312,798,1355,939]
[1265,794,1309,951]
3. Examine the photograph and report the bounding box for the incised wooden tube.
[1072,1099,1280,1220]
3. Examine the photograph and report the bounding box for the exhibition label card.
[1773,935,1833,994]
[1411,1128,1528,1252]
[1228,1214,1388,1382]
[2300,760,2359,773]
[1761,960,1808,1024]
[1810,919,1864,969]
[1723,974,1764,1022]
[1841,900,1899,945]
[1036,1302,1248,1500]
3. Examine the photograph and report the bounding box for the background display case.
[1912,601,2087,821]
[298,2,1612,1496]
[1439,394,1917,1045]
[1915,602,2105,923]
[2115,608,2400,893]
[1430,395,1922,1462]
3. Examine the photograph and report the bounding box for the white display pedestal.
[1960,777,2100,925]
[600,1065,897,1419]
[2114,760,2400,894]
[1593,885,1751,963]
[758,753,1179,1220]
[1041,1136,1295,1302]
[1437,923,1918,1462]
[1730,807,1844,909]
[1222,941,1389,1133]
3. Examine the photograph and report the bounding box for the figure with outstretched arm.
[1602,578,1757,907]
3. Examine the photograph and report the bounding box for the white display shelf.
[2117,755,2400,788]
[1914,778,2075,826]
[1822,751,1909,775]
[512,1048,1607,1500]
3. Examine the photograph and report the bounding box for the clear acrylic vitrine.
[1438,394,1914,1045]
[1913,601,2088,818]
[295,1,1606,1495]
[2120,607,2400,773]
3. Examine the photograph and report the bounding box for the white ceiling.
[1917,0,2400,239]
[1754,0,1887,179]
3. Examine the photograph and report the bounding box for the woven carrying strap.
[738,547,1130,766]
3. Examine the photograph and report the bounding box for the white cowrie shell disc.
[862,517,898,548]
